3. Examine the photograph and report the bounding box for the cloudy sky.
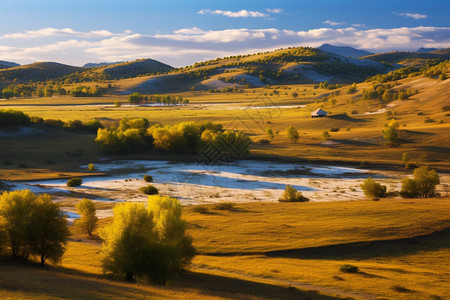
[0,0,449,67]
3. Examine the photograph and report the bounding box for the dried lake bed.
[9,159,446,220]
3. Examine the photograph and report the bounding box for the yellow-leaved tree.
[100,195,195,283]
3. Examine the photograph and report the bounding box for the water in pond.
[13,159,387,208]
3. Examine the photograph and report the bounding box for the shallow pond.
[11,159,399,213]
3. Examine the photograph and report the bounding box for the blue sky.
[0,0,449,66]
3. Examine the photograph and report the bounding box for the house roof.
[311,108,327,115]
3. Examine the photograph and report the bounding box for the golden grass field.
[1,76,449,177]
[1,199,449,299]
[0,70,449,299]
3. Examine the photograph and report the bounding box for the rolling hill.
[0,60,20,69]
[122,47,390,94]
[0,62,85,82]
[361,50,450,67]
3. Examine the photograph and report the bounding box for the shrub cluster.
[361,166,440,199]
[0,109,31,127]
[67,177,83,187]
[279,185,310,202]
[140,185,159,195]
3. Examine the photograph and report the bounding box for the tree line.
[95,118,251,160]
[128,93,189,105]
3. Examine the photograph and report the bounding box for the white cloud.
[1,26,449,67]
[397,13,428,20]
[266,8,283,14]
[174,27,206,35]
[198,9,268,18]
[0,27,117,39]
[323,20,343,26]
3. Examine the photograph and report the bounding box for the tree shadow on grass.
[0,259,340,300]
[265,227,450,260]
[175,270,341,300]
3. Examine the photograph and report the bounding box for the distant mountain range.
[83,62,124,68]
[0,60,20,69]
[318,44,373,58]
[416,47,439,53]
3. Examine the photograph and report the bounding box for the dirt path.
[193,264,380,300]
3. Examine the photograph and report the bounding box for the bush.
[140,185,158,195]
[67,177,83,187]
[360,177,387,198]
[143,175,153,182]
[213,202,235,211]
[88,163,96,171]
[322,131,331,140]
[279,185,309,202]
[340,264,359,273]
[0,109,31,127]
[192,205,210,214]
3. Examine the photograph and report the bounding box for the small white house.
[311,108,328,118]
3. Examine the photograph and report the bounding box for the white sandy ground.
[9,159,449,220]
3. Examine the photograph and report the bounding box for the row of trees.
[362,85,417,101]
[128,93,189,105]
[69,86,102,97]
[0,84,106,99]
[1,85,67,99]
[95,118,251,159]
[361,166,440,199]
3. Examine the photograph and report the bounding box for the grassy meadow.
[1,199,449,299]
[0,58,449,299]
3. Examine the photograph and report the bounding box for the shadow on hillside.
[0,259,340,300]
[176,270,340,300]
[327,114,365,122]
[265,227,450,260]
[202,228,450,260]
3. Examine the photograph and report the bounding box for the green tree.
[0,190,35,259]
[291,92,298,98]
[100,196,195,283]
[0,190,69,264]
[27,194,70,265]
[322,130,331,140]
[402,152,410,168]
[400,177,419,198]
[265,127,274,139]
[75,198,98,236]
[382,125,400,147]
[360,177,387,198]
[414,166,440,198]
[286,126,299,143]
[2,88,14,100]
